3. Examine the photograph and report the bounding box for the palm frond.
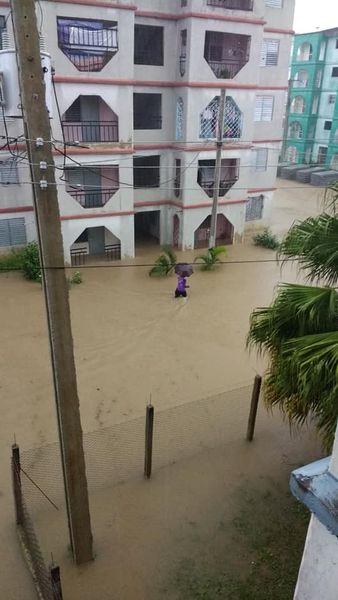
[279,213,338,285]
[264,331,338,450]
[247,283,338,353]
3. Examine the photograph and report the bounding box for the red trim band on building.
[61,210,134,220]
[136,10,265,26]
[0,206,34,214]
[263,27,295,35]
[48,0,137,9]
[53,76,287,91]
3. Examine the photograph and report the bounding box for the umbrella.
[175,263,193,277]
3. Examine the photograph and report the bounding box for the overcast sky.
[293,0,338,33]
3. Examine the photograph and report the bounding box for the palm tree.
[149,246,177,276]
[247,183,338,450]
[194,246,226,271]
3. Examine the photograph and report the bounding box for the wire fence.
[11,445,63,600]
[13,382,256,596]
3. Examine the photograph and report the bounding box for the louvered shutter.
[254,96,274,121]
[0,218,26,246]
[265,0,282,7]
[0,158,18,184]
[260,39,279,66]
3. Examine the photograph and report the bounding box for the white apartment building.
[0,0,295,263]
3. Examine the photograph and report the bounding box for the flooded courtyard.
[0,181,325,598]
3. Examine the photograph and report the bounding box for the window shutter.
[0,218,26,246]
[0,158,18,185]
[260,39,279,66]
[254,96,274,121]
[265,0,282,7]
[252,148,268,171]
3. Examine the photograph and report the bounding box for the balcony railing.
[62,121,119,143]
[69,188,116,208]
[58,24,118,52]
[206,0,253,9]
[133,114,162,130]
[207,59,247,79]
[199,177,239,198]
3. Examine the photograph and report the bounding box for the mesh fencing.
[12,449,62,600]
[19,384,253,512]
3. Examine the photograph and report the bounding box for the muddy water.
[0,181,324,598]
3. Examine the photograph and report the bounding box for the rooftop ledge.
[290,457,338,537]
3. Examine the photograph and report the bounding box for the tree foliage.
[248,182,338,450]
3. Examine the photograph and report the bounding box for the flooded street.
[0,181,326,598]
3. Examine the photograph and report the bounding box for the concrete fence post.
[144,404,154,479]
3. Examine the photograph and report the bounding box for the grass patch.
[172,485,308,600]
[0,247,26,272]
[253,229,279,250]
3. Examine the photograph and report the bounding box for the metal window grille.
[328,94,336,105]
[0,218,26,246]
[0,15,5,50]
[175,97,184,141]
[324,121,332,131]
[265,0,282,6]
[293,70,308,88]
[134,25,163,66]
[251,148,268,171]
[297,43,312,61]
[200,96,242,139]
[254,96,274,121]
[245,195,264,221]
[0,158,19,184]
[133,156,160,188]
[260,39,279,66]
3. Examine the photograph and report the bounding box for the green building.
[285,27,338,170]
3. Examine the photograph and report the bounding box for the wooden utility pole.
[10,0,93,564]
[209,88,226,249]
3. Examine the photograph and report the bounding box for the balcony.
[62,121,118,143]
[204,31,251,79]
[57,17,118,72]
[206,0,253,10]
[197,159,239,198]
[65,166,119,208]
[68,189,117,208]
[62,96,119,144]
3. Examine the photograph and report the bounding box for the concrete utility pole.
[209,88,226,249]
[10,0,93,564]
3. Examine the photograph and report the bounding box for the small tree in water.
[21,242,41,281]
[194,246,226,271]
[149,247,177,276]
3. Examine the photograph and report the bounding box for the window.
[251,148,268,171]
[331,154,338,170]
[175,97,184,141]
[319,41,326,60]
[134,25,163,66]
[288,121,303,139]
[332,67,338,77]
[290,95,305,114]
[297,42,312,62]
[181,0,188,5]
[324,120,332,131]
[329,94,336,104]
[179,30,187,76]
[265,0,282,6]
[312,96,319,114]
[336,39,338,49]
[293,70,308,88]
[204,30,251,79]
[200,96,242,139]
[0,158,19,184]
[260,39,279,66]
[315,70,322,88]
[133,94,162,129]
[0,16,5,51]
[245,195,264,221]
[285,146,298,163]
[174,159,181,198]
[133,155,160,188]
[254,96,274,121]
[0,218,26,247]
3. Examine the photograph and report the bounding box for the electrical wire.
[0,257,300,272]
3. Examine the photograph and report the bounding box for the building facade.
[285,27,338,168]
[0,0,294,262]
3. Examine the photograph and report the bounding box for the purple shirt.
[177,276,186,292]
